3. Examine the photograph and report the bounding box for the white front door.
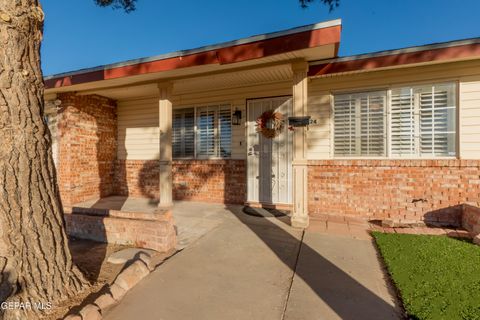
[247,96,293,205]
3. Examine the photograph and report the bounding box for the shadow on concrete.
[225,205,402,320]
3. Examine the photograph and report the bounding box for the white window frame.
[331,81,459,160]
[172,103,233,160]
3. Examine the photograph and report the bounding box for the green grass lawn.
[372,232,480,320]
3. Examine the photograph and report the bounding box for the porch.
[67,196,229,250]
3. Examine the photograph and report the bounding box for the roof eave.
[44,19,342,90]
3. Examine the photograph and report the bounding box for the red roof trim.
[308,43,480,77]
[45,26,341,90]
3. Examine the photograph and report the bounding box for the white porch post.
[291,61,309,228]
[158,82,173,209]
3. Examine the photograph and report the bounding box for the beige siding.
[172,81,292,160]
[459,76,480,158]
[307,86,331,159]
[117,81,292,160]
[117,97,159,160]
[307,59,480,160]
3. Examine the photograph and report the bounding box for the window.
[333,91,386,157]
[173,104,231,159]
[333,83,457,158]
[173,108,195,158]
[391,83,456,157]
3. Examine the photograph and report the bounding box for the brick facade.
[308,160,480,225]
[64,207,176,252]
[115,160,159,199]
[114,159,247,204]
[54,93,480,230]
[57,93,117,206]
[173,160,246,204]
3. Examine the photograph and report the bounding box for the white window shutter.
[359,93,386,156]
[197,106,217,157]
[183,109,195,157]
[172,108,195,158]
[333,91,386,157]
[418,84,456,157]
[218,105,232,158]
[172,111,183,158]
[390,88,416,156]
[333,94,356,156]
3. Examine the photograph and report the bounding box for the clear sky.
[41,0,480,76]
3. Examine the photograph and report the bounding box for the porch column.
[158,82,173,209]
[291,61,309,228]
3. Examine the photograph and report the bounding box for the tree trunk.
[0,1,88,319]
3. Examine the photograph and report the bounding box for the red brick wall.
[114,159,246,204]
[173,160,246,204]
[57,93,117,206]
[308,160,480,225]
[64,208,176,252]
[115,160,159,199]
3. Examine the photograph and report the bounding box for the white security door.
[247,96,293,205]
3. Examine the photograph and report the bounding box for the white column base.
[291,215,309,228]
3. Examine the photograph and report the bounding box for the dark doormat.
[242,206,289,218]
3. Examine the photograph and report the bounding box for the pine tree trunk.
[0,1,88,319]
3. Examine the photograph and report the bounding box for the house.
[44,19,480,250]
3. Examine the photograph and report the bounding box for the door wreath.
[256,111,285,139]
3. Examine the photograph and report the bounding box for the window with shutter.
[333,95,356,156]
[360,93,386,156]
[194,104,232,158]
[196,106,217,157]
[418,84,456,157]
[390,88,416,156]
[333,91,386,157]
[172,108,195,158]
[390,83,456,157]
[218,105,232,158]
[334,83,456,159]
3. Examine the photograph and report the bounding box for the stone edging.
[63,250,167,320]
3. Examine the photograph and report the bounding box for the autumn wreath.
[256,110,285,139]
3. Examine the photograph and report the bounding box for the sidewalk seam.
[281,229,305,320]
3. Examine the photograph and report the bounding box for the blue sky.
[41,0,480,76]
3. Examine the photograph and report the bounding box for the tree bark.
[0,1,88,319]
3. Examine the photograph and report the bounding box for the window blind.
[195,105,232,158]
[333,91,386,157]
[196,106,217,157]
[333,95,356,156]
[390,88,416,156]
[360,94,386,156]
[172,108,195,158]
[390,83,456,157]
[218,105,232,158]
[418,84,456,157]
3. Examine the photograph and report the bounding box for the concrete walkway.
[104,202,401,320]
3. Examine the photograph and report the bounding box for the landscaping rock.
[107,248,157,265]
[94,292,116,310]
[79,304,101,320]
[63,315,81,320]
[473,234,480,246]
[109,283,126,301]
[114,260,150,291]
[381,219,395,228]
[138,251,154,271]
